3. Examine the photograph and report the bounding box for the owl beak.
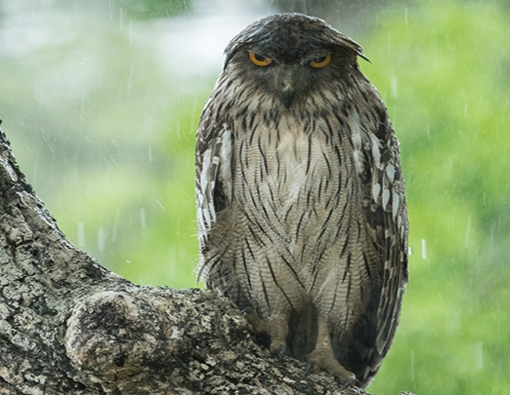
[281,82,295,109]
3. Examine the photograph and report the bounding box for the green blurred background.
[1,0,509,393]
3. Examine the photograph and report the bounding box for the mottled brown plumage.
[195,13,408,388]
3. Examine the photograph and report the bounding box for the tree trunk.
[0,125,413,395]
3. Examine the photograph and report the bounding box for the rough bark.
[0,125,414,395]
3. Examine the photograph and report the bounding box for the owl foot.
[245,310,289,357]
[305,316,356,387]
[305,348,356,387]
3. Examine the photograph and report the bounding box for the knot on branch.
[63,288,252,394]
[65,290,174,383]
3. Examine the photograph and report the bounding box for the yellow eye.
[310,53,332,68]
[249,52,272,67]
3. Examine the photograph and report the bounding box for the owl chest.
[233,125,355,224]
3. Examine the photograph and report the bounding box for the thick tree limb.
[0,126,413,394]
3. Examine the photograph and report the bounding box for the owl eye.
[249,52,272,67]
[310,54,332,68]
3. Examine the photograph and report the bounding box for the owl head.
[222,13,368,109]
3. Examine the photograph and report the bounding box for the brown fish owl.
[195,13,408,388]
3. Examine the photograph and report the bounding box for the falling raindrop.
[445,310,461,334]
[465,215,472,247]
[97,227,106,254]
[390,75,398,98]
[140,207,146,230]
[155,200,167,210]
[112,207,121,242]
[126,64,134,100]
[77,222,85,248]
[118,7,126,29]
[474,342,483,370]
[410,350,415,380]
[421,239,427,260]
[128,20,134,45]
[80,91,86,121]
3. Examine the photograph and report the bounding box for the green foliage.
[2,3,208,288]
[57,0,192,20]
[360,1,510,393]
[115,0,193,19]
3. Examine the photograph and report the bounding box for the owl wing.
[195,100,233,253]
[352,105,409,385]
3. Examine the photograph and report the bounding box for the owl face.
[222,13,367,109]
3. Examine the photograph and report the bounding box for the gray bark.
[0,126,413,395]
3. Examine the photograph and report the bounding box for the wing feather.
[195,104,233,254]
[351,103,409,385]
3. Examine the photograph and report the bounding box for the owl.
[195,13,408,388]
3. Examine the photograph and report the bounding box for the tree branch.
[0,126,413,394]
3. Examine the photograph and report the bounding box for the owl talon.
[278,344,287,360]
[244,311,290,359]
[305,361,315,376]
[339,376,358,390]
[240,306,254,315]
